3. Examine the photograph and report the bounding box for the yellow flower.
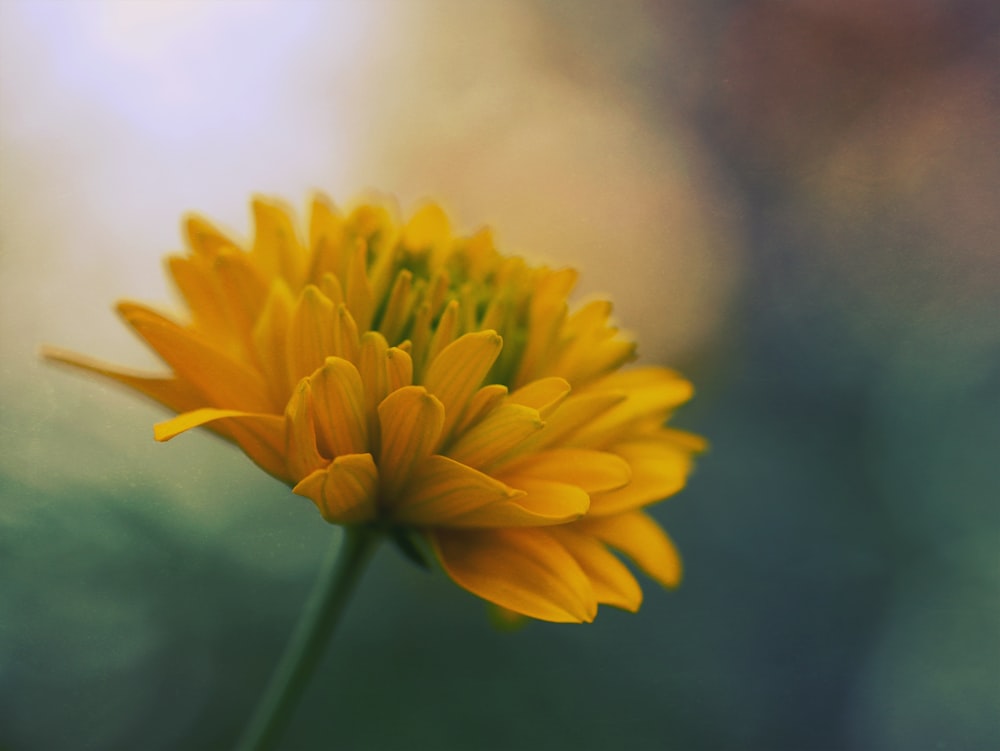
[45,195,705,623]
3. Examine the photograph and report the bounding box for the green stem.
[237,525,380,751]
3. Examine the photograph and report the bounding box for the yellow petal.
[445,403,544,471]
[118,302,272,412]
[507,377,571,416]
[385,345,414,392]
[251,197,306,286]
[403,202,450,250]
[423,331,503,442]
[309,357,368,458]
[500,448,631,494]
[332,303,361,364]
[450,383,507,438]
[486,476,590,523]
[284,381,325,480]
[377,386,445,499]
[293,453,378,524]
[550,528,642,612]
[391,454,524,525]
[286,285,337,385]
[576,511,682,588]
[183,214,235,257]
[42,347,203,413]
[153,408,288,481]
[252,280,296,404]
[432,528,596,623]
[345,238,375,331]
[377,269,414,344]
[307,194,345,284]
[588,440,694,516]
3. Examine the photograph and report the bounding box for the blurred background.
[1,1,997,749]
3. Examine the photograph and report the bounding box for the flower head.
[46,195,705,623]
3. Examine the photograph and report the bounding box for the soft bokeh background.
[2,1,997,749]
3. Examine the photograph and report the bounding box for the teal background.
[2,1,998,749]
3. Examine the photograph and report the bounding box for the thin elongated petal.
[252,197,305,286]
[345,239,375,331]
[378,386,445,498]
[424,331,503,441]
[183,214,235,257]
[445,403,544,470]
[391,454,524,525]
[432,528,597,623]
[550,528,642,611]
[293,453,378,524]
[42,347,203,413]
[118,302,272,412]
[396,455,586,528]
[287,286,337,384]
[153,408,287,481]
[500,448,631,494]
[508,377,571,416]
[450,383,507,438]
[588,440,693,516]
[576,511,683,588]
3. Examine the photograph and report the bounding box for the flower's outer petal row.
[432,527,597,623]
[391,454,528,527]
[293,453,378,524]
[377,386,445,499]
[549,527,642,612]
[117,302,272,413]
[575,510,683,588]
[570,368,695,449]
[153,408,288,481]
[499,448,631,495]
[41,347,203,414]
[252,281,296,408]
[588,440,694,516]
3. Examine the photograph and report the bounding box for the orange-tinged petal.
[293,453,378,524]
[588,440,694,516]
[385,345,414,392]
[445,403,544,471]
[520,390,624,453]
[309,357,368,458]
[550,528,642,612]
[377,386,445,499]
[432,527,596,623]
[41,347,203,414]
[284,381,325,480]
[391,454,524,525]
[377,269,414,344]
[345,239,375,331]
[332,303,361,364]
[307,194,346,283]
[252,280,296,405]
[287,285,337,385]
[118,302,272,412]
[576,511,683,588]
[252,197,306,286]
[485,476,590,523]
[450,383,507,438]
[424,330,503,441]
[508,377,571,416]
[500,448,631,494]
[183,214,236,257]
[153,408,287,481]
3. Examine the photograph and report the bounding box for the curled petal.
[293,453,378,524]
[432,527,597,623]
[378,386,445,499]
